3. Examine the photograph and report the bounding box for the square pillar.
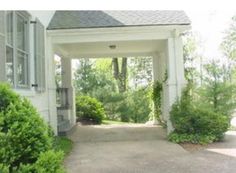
[165,35,186,134]
[46,37,58,135]
[61,58,76,127]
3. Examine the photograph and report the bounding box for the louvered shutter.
[0,11,6,82]
[35,18,45,92]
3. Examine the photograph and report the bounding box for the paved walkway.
[64,124,236,173]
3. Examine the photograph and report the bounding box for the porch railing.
[56,88,69,109]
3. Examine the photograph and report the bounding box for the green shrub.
[14,150,65,173]
[33,150,65,173]
[169,85,230,144]
[76,95,105,124]
[0,164,9,173]
[168,133,216,145]
[0,84,65,172]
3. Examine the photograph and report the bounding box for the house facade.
[0,11,191,135]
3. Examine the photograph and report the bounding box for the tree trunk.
[120,57,127,92]
[112,57,128,93]
[112,58,119,80]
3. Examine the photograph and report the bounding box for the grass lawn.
[102,120,131,125]
[54,137,73,156]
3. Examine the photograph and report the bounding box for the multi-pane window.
[6,11,29,88]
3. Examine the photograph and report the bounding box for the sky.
[185,10,235,61]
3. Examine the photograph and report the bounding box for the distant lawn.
[54,137,73,156]
[102,120,131,125]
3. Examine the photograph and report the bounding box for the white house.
[0,11,191,135]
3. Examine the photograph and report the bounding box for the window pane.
[6,12,13,46]
[17,51,28,86]
[6,46,14,84]
[17,14,26,51]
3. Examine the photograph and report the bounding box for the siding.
[0,11,6,82]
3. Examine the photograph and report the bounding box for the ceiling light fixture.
[109,45,116,49]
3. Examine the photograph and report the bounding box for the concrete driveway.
[64,124,236,173]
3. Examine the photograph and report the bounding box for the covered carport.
[45,11,191,134]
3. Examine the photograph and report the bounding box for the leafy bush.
[0,164,9,173]
[169,85,229,144]
[76,95,105,124]
[168,133,216,145]
[0,84,65,172]
[14,150,65,173]
[33,150,65,173]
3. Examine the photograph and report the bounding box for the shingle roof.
[47,11,191,30]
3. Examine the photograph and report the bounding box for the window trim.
[5,11,31,89]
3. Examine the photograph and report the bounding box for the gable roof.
[47,11,191,30]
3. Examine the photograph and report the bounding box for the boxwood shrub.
[0,83,65,172]
[76,95,105,124]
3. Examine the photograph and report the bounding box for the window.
[34,18,45,92]
[5,11,30,88]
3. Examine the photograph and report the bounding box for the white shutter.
[34,18,45,92]
[0,11,6,82]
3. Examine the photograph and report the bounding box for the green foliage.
[76,95,105,124]
[14,150,65,173]
[53,137,73,156]
[129,57,153,87]
[168,133,216,145]
[0,84,52,170]
[33,150,65,173]
[0,83,20,112]
[183,32,202,84]
[221,16,236,61]
[116,87,152,123]
[152,81,163,122]
[74,59,117,95]
[197,61,236,116]
[169,84,230,144]
[0,164,9,173]
[73,57,153,124]
[98,87,152,123]
[0,84,65,172]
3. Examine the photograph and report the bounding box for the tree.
[197,61,236,116]
[183,32,203,85]
[73,59,98,94]
[73,58,117,100]
[221,15,236,82]
[129,57,153,88]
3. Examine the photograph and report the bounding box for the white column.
[61,58,76,127]
[46,37,58,135]
[61,58,72,88]
[165,34,186,134]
